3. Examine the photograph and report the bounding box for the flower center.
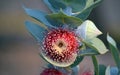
[58,42,63,48]
[52,39,67,53]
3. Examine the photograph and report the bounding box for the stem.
[92,55,99,75]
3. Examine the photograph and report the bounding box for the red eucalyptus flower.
[40,68,64,75]
[42,28,79,67]
[81,71,93,75]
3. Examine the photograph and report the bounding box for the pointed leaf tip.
[23,7,54,28]
[107,34,120,72]
[105,66,110,75]
[83,38,108,54]
[91,38,108,54]
[107,34,117,48]
[76,20,102,40]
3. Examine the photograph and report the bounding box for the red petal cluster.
[82,71,93,75]
[40,68,64,75]
[42,28,79,66]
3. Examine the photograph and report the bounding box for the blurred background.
[0,0,120,75]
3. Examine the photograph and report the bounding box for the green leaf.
[70,56,84,68]
[44,0,86,13]
[105,66,110,75]
[107,34,120,74]
[44,0,102,20]
[75,0,102,20]
[99,65,106,75]
[46,12,83,28]
[43,0,66,13]
[107,34,117,48]
[76,20,102,40]
[78,49,99,56]
[25,21,46,42]
[92,56,99,75]
[83,38,108,54]
[43,0,74,16]
[62,0,86,12]
[23,7,55,28]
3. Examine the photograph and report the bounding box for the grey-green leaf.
[107,34,117,48]
[43,0,102,20]
[74,0,102,20]
[79,49,99,56]
[43,0,66,12]
[44,0,86,13]
[62,0,86,12]
[92,56,99,75]
[25,21,46,42]
[107,34,120,74]
[46,12,82,28]
[105,66,110,75]
[70,56,84,68]
[99,65,106,75]
[23,7,54,28]
[83,38,108,54]
[76,20,102,40]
